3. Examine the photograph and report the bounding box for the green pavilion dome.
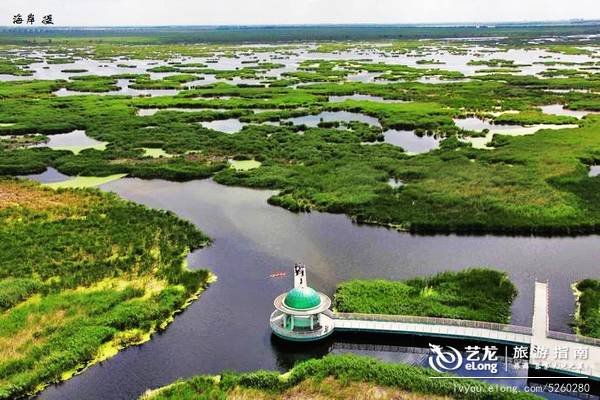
[284,287,321,310]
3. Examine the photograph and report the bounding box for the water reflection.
[24,167,70,183]
[33,130,108,154]
[200,119,247,133]
[286,111,381,128]
[137,108,228,117]
[387,178,404,188]
[329,94,407,103]
[540,104,593,119]
[382,130,441,154]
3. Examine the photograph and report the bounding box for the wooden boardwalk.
[529,282,600,379]
[331,282,600,380]
[333,314,532,345]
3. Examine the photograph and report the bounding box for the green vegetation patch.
[142,354,540,400]
[64,75,127,92]
[333,269,517,323]
[43,173,127,189]
[0,134,46,150]
[493,110,579,125]
[0,60,34,76]
[141,148,174,158]
[61,68,88,73]
[228,159,261,171]
[573,279,600,339]
[0,179,212,399]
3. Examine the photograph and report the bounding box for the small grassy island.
[333,269,517,323]
[141,354,540,400]
[0,179,212,399]
[573,279,600,339]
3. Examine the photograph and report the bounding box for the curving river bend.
[32,177,600,400]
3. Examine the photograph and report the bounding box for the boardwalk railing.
[541,281,600,348]
[547,330,600,347]
[334,312,532,336]
[271,319,328,338]
[333,342,434,354]
[270,310,334,339]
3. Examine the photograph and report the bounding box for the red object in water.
[270,271,287,278]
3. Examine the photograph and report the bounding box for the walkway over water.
[333,312,533,346]
[269,264,600,380]
[529,282,600,380]
[278,282,600,380]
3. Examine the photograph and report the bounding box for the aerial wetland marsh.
[3,29,600,399]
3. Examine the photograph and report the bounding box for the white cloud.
[2,0,599,26]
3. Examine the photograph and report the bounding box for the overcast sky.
[3,0,600,26]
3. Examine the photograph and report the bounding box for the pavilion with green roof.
[270,264,334,342]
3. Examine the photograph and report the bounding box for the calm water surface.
[286,111,381,128]
[200,119,247,133]
[328,94,406,103]
[29,177,600,400]
[34,130,107,151]
[382,130,441,154]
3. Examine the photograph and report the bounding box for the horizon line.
[0,18,599,30]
